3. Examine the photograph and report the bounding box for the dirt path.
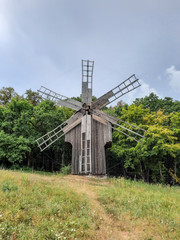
[63,175,139,240]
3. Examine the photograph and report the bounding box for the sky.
[0,0,180,105]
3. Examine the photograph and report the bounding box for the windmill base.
[65,114,112,175]
[71,173,107,179]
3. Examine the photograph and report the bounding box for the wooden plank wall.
[65,123,81,174]
[65,117,112,175]
[91,119,112,175]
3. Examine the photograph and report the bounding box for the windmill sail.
[81,60,94,104]
[93,110,145,141]
[93,109,146,132]
[36,120,68,151]
[91,74,140,109]
[38,86,82,111]
[111,126,140,143]
[36,113,83,151]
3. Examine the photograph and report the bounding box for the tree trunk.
[42,153,45,171]
[158,161,163,183]
[27,152,31,167]
[140,161,145,181]
[173,159,177,185]
[52,158,54,172]
[62,148,65,167]
[146,168,150,183]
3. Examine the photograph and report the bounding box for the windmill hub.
[36,60,144,175]
[82,103,92,115]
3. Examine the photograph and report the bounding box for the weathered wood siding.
[65,116,112,175]
[65,123,81,174]
[91,119,112,175]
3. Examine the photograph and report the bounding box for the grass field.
[0,170,179,240]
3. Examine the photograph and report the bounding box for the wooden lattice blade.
[91,74,141,109]
[81,60,94,104]
[36,112,83,152]
[93,109,119,124]
[38,86,82,111]
[36,121,68,152]
[111,126,140,143]
[92,109,145,141]
[93,109,146,132]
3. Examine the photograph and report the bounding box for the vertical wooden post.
[80,114,92,174]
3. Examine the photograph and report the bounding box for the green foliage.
[0,87,179,184]
[0,87,19,105]
[24,89,42,106]
[0,131,31,164]
[133,92,180,114]
[0,95,73,171]
[108,103,180,184]
[60,165,71,175]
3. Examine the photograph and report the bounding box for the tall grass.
[98,178,180,240]
[0,170,100,239]
[1,170,179,239]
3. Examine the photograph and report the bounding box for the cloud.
[166,65,180,92]
[121,79,160,105]
[139,80,159,98]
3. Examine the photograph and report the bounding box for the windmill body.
[36,60,145,175]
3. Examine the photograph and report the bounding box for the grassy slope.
[0,170,100,240]
[98,178,180,240]
[0,170,179,240]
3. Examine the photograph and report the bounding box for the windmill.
[36,60,145,175]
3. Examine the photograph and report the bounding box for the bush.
[10,164,20,170]
[60,165,71,175]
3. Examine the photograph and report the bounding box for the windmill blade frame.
[111,126,141,143]
[93,109,146,132]
[36,120,68,152]
[91,74,141,109]
[92,110,145,141]
[36,112,83,152]
[112,122,145,139]
[81,60,94,104]
[38,86,82,111]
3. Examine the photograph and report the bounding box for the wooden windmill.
[36,60,145,175]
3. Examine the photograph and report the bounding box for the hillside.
[0,170,180,240]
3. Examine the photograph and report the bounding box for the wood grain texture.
[65,115,112,175]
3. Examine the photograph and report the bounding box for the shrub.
[60,165,71,175]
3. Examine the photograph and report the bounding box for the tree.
[107,104,180,184]
[0,86,179,182]
[24,89,42,106]
[0,130,31,167]
[133,93,160,112]
[0,87,19,105]
[133,93,180,114]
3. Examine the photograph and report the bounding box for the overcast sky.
[0,0,180,105]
